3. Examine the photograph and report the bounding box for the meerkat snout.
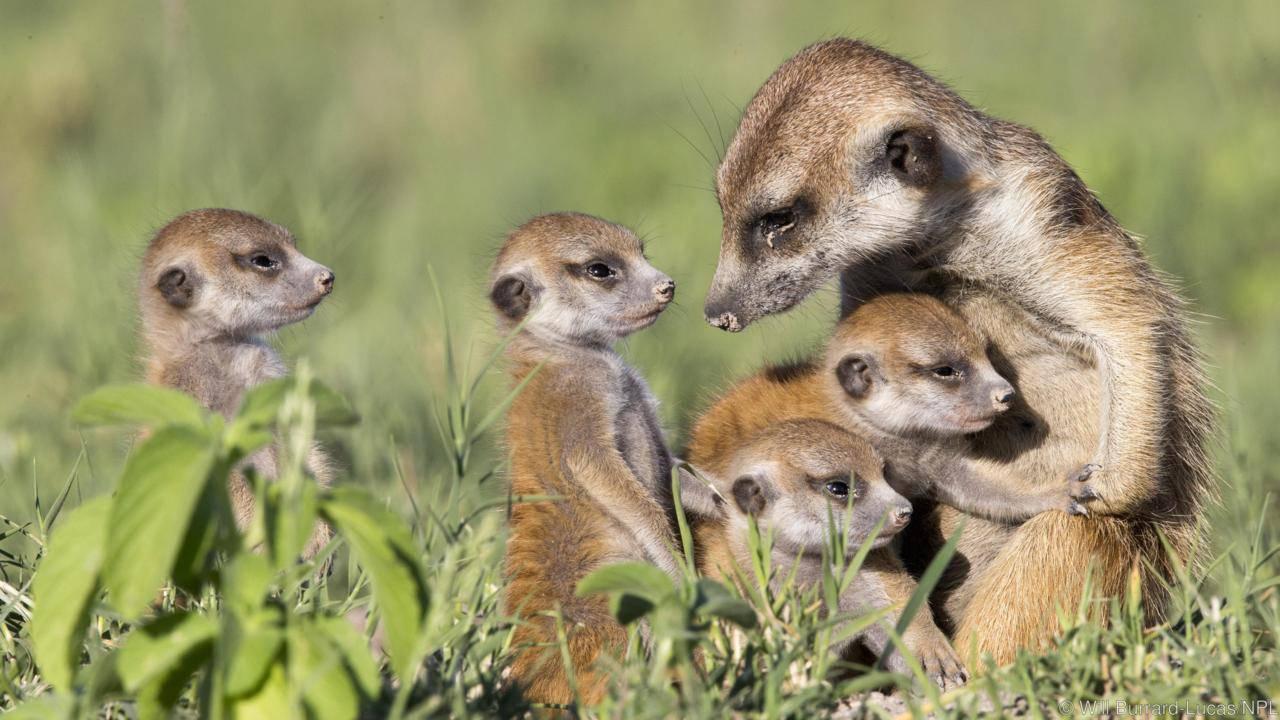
[317,269,335,295]
[889,503,912,530]
[654,278,675,303]
[990,381,1016,411]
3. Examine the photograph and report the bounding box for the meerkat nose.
[655,279,676,303]
[317,270,335,294]
[892,506,913,527]
[992,384,1015,409]
[706,308,742,332]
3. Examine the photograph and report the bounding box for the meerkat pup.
[691,293,1095,524]
[684,419,967,690]
[492,212,682,706]
[139,208,336,559]
[701,39,1213,663]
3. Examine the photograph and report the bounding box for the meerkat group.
[126,35,1212,712]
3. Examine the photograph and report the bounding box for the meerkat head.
[489,213,676,347]
[825,294,1015,437]
[705,39,985,332]
[139,209,335,344]
[720,419,912,556]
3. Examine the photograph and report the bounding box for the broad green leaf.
[133,628,215,720]
[117,612,218,692]
[223,553,274,614]
[696,579,757,629]
[104,427,217,619]
[267,477,319,569]
[30,495,111,690]
[316,615,382,698]
[228,659,293,720]
[290,622,360,720]
[81,649,124,710]
[231,377,358,436]
[322,487,428,679]
[73,384,207,430]
[613,593,656,625]
[171,458,238,595]
[577,561,676,605]
[222,608,285,698]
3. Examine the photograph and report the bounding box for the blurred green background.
[2,1,1278,538]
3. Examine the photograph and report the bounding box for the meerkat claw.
[1071,463,1102,483]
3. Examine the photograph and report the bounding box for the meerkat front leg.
[929,457,1100,523]
[564,445,684,581]
[1037,271,1166,515]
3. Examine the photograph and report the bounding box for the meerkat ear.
[677,465,724,519]
[156,266,199,308]
[731,475,768,516]
[835,355,875,398]
[490,273,535,320]
[886,127,941,187]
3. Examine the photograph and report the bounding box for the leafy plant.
[27,368,428,719]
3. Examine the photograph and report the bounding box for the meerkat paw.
[1064,463,1103,515]
[892,625,968,691]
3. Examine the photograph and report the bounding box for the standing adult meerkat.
[139,208,336,559]
[701,39,1214,664]
[492,212,682,706]
[685,418,968,690]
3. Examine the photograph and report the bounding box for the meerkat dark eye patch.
[584,262,615,280]
[490,274,533,320]
[156,266,198,308]
[835,355,875,398]
[732,475,768,516]
[234,251,282,274]
[886,127,941,187]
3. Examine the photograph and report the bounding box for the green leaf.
[231,377,358,436]
[72,384,207,430]
[290,622,360,720]
[170,461,238,596]
[30,495,111,690]
[577,561,677,605]
[222,608,285,699]
[104,427,217,619]
[133,630,214,720]
[117,612,218,692]
[316,615,382,698]
[695,579,757,629]
[228,658,293,720]
[267,477,319,569]
[223,553,274,614]
[614,593,657,625]
[322,487,428,679]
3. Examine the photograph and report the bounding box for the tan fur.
[493,213,680,706]
[687,412,966,688]
[702,39,1215,667]
[139,209,336,559]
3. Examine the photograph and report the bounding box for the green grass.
[1,1,1279,716]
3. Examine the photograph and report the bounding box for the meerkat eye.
[758,208,797,246]
[932,365,958,378]
[824,481,850,499]
[250,254,279,270]
[585,262,615,280]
